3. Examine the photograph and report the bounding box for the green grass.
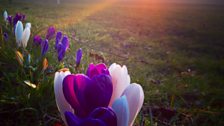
[1,0,224,125]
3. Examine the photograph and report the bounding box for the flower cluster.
[55,31,70,61]
[54,63,144,126]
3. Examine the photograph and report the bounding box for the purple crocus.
[3,32,9,41]
[41,39,49,56]
[13,13,26,26]
[63,63,112,118]
[46,26,56,40]
[65,107,117,126]
[57,43,66,61]
[7,15,13,25]
[33,35,42,46]
[76,48,82,67]
[55,31,62,49]
[56,35,70,61]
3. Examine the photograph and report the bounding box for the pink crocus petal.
[86,63,109,78]
[63,74,85,116]
[54,71,73,126]
[122,83,144,126]
[109,63,130,106]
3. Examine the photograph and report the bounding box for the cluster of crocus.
[4,12,26,26]
[54,63,144,126]
[15,21,31,48]
[55,31,70,61]
[33,26,56,56]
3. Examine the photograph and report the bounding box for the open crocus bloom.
[109,63,144,126]
[15,21,31,48]
[54,63,144,126]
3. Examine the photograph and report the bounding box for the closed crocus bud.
[76,48,82,67]
[3,10,8,21]
[41,39,49,56]
[22,27,31,48]
[25,22,31,29]
[54,69,72,126]
[15,51,24,66]
[33,35,42,45]
[109,63,130,106]
[46,26,55,40]
[15,21,23,47]
[61,36,69,51]
[7,16,13,25]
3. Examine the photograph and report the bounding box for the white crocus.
[3,10,8,21]
[15,21,31,48]
[109,63,144,126]
[15,21,24,47]
[25,22,31,29]
[22,27,30,48]
[109,63,130,106]
[54,69,73,126]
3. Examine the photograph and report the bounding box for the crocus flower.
[109,63,144,126]
[56,36,70,61]
[25,22,31,29]
[55,31,62,49]
[7,15,13,25]
[76,48,82,67]
[3,32,8,41]
[3,10,8,21]
[57,43,66,61]
[15,21,31,48]
[41,39,49,56]
[13,13,26,26]
[33,35,42,46]
[46,26,56,40]
[15,21,23,47]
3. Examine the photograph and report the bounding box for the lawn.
[0,0,224,125]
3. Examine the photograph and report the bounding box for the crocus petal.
[41,39,49,56]
[122,83,144,126]
[81,118,106,126]
[25,22,31,29]
[63,74,84,116]
[55,31,62,49]
[86,63,110,78]
[3,10,8,21]
[64,111,80,126]
[76,48,82,66]
[89,107,117,126]
[63,74,113,118]
[22,27,30,48]
[15,21,23,47]
[80,74,112,116]
[54,71,73,126]
[112,96,129,126]
[61,36,69,51]
[57,44,66,61]
[33,35,42,45]
[109,63,131,106]
[46,26,55,40]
